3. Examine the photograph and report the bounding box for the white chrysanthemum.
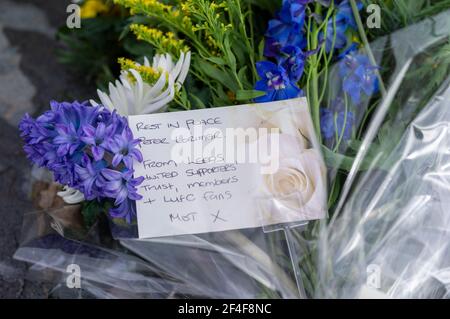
[92,51,191,116]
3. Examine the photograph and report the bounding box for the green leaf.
[258,39,265,61]
[196,61,239,92]
[321,146,355,171]
[213,85,233,105]
[327,173,342,208]
[231,38,247,66]
[237,66,251,88]
[235,89,265,101]
[81,200,108,228]
[190,93,206,108]
[224,36,237,72]
[205,56,226,65]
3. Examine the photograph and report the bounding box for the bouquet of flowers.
[15,0,450,298]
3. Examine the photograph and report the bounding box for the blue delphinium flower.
[279,46,307,82]
[19,101,144,224]
[322,17,348,52]
[320,108,335,139]
[338,41,359,59]
[264,0,310,57]
[279,45,319,82]
[335,0,360,30]
[336,109,354,140]
[339,51,379,104]
[255,0,318,102]
[320,100,354,141]
[254,61,303,102]
[321,0,363,52]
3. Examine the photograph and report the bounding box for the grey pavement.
[0,0,95,298]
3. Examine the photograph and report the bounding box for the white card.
[128,98,327,238]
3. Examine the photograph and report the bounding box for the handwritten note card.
[129,98,327,238]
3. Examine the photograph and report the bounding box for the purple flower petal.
[112,154,123,167]
[91,146,105,161]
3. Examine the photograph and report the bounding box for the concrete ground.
[0,0,95,298]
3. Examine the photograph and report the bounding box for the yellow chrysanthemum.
[118,57,161,84]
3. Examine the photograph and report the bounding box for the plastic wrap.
[312,10,450,298]
[314,76,450,298]
[13,9,450,299]
[16,208,304,298]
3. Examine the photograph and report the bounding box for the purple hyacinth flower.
[109,199,137,224]
[23,144,47,167]
[75,155,108,200]
[51,100,99,131]
[254,61,303,102]
[102,169,144,205]
[108,128,143,168]
[54,122,81,157]
[19,100,146,225]
[81,122,111,161]
[20,113,55,145]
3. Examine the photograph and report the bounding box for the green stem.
[248,3,256,82]
[173,94,190,110]
[318,8,337,107]
[309,2,323,141]
[327,172,339,207]
[235,0,257,83]
[349,0,387,96]
[333,93,349,152]
[356,98,380,139]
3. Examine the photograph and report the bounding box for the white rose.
[261,134,327,222]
